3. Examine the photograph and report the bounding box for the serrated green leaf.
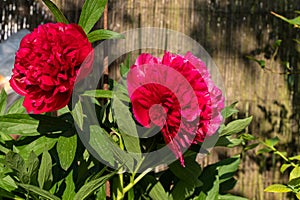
[220,116,252,136]
[72,101,84,130]
[42,0,69,23]
[0,89,7,115]
[74,172,115,200]
[87,29,124,43]
[7,97,25,114]
[0,114,39,136]
[78,0,108,34]
[280,164,292,173]
[221,102,238,119]
[264,184,292,193]
[57,134,77,171]
[38,150,53,189]
[290,166,300,181]
[62,170,76,200]
[18,183,60,200]
[112,96,141,154]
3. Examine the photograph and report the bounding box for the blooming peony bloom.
[9,23,93,114]
[127,52,224,166]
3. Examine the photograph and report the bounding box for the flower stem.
[123,168,152,194]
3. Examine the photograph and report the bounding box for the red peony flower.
[127,52,224,166]
[9,23,93,114]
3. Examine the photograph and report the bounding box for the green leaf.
[272,12,300,27]
[38,150,53,189]
[78,0,108,34]
[27,151,39,185]
[72,101,84,130]
[216,136,243,148]
[217,156,240,183]
[7,97,25,114]
[290,155,300,161]
[142,175,169,200]
[0,114,39,136]
[82,90,130,102]
[265,137,280,148]
[240,133,256,141]
[244,143,259,151]
[169,154,202,187]
[290,166,300,181]
[280,164,292,173]
[42,0,69,23]
[206,175,219,200]
[17,136,57,159]
[83,90,113,98]
[89,125,136,170]
[0,188,22,199]
[220,116,252,136]
[218,194,248,200]
[62,170,76,200]
[87,29,124,43]
[171,181,195,200]
[112,96,141,153]
[288,177,300,187]
[74,172,115,200]
[194,192,206,200]
[31,114,73,134]
[0,175,18,192]
[264,184,292,193]
[5,151,25,177]
[120,54,131,77]
[256,148,272,155]
[57,134,77,171]
[246,56,266,68]
[221,102,238,119]
[18,183,60,200]
[0,89,7,115]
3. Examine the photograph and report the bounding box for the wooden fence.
[1,0,300,199]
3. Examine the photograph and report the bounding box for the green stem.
[111,128,125,200]
[123,168,152,194]
[260,140,297,167]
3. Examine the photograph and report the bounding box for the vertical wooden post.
[103,2,111,199]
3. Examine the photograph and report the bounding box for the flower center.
[149,104,167,127]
